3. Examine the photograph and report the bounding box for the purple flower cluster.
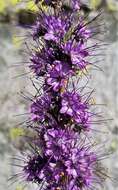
[60,92,91,130]
[15,0,108,190]
[46,63,67,92]
[23,128,100,189]
[30,94,51,122]
[30,89,92,132]
[44,16,68,43]
[30,5,92,77]
[43,136,98,189]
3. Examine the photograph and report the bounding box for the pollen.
[56,188,61,190]
[60,172,65,177]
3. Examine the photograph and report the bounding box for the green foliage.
[9,127,25,140]
[107,0,118,11]
[90,0,118,11]
[0,0,6,12]
[0,0,48,13]
[26,0,48,11]
[15,185,25,190]
[0,0,19,12]
[90,0,101,9]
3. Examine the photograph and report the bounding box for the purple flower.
[23,154,47,184]
[44,128,78,159]
[30,94,51,122]
[32,15,69,42]
[44,16,68,43]
[46,62,68,92]
[30,42,73,77]
[32,18,47,40]
[63,42,89,70]
[30,50,47,76]
[74,23,91,42]
[71,0,80,10]
[60,91,90,130]
[65,148,97,179]
[46,42,73,73]
[35,127,101,189]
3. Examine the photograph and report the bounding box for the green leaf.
[0,0,7,13]
[9,127,25,140]
[107,1,118,11]
[90,0,102,9]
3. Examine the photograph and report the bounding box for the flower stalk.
[13,0,110,189]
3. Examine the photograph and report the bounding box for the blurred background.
[0,0,118,190]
